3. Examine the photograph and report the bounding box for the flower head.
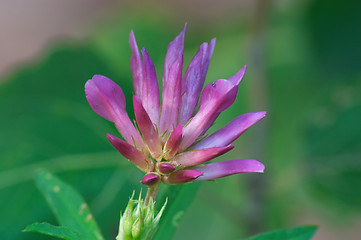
[85,24,266,185]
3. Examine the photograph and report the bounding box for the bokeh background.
[1,0,360,239]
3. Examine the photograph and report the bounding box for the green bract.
[117,192,167,240]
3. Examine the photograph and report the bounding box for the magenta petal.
[163,124,183,160]
[191,159,265,181]
[133,96,162,158]
[141,173,160,186]
[107,134,153,172]
[159,24,187,135]
[178,38,216,125]
[194,67,246,136]
[192,112,267,150]
[162,24,187,87]
[172,145,234,168]
[140,48,160,125]
[85,75,144,150]
[130,32,160,125]
[157,162,176,174]
[228,65,247,85]
[179,65,247,151]
[179,108,215,151]
[129,30,143,97]
[196,65,246,136]
[85,75,126,122]
[201,38,216,83]
[199,79,239,112]
[179,78,239,151]
[199,111,221,137]
[162,169,203,184]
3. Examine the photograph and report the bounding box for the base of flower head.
[117,191,167,240]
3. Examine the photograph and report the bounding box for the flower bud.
[157,162,175,174]
[116,191,167,240]
[141,173,160,186]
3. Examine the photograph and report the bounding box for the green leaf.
[35,170,104,240]
[153,183,201,240]
[246,225,317,240]
[23,222,87,240]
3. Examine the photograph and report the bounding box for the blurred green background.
[0,0,360,239]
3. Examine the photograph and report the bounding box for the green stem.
[144,182,160,205]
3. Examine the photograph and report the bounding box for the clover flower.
[85,24,265,186]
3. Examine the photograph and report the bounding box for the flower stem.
[144,182,160,205]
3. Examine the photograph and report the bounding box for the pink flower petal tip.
[141,173,160,186]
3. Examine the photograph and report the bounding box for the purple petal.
[163,124,183,160]
[130,31,160,126]
[162,169,203,184]
[140,48,160,125]
[195,65,247,136]
[179,78,239,151]
[197,65,247,114]
[191,159,265,181]
[199,111,221,137]
[192,111,267,150]
[141,173,160,186]
[201,38,216,83]
[85,75,126,122]
[228,65,247,86]
[133,96,162,158]
[85,75,144,150]
[172,145,234,168]
[129,30,143,97]
[199,78,239,112]
[157,162,176,174]
[159,24,187,135]
[178,38,216,125]
[107,134,153,172]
